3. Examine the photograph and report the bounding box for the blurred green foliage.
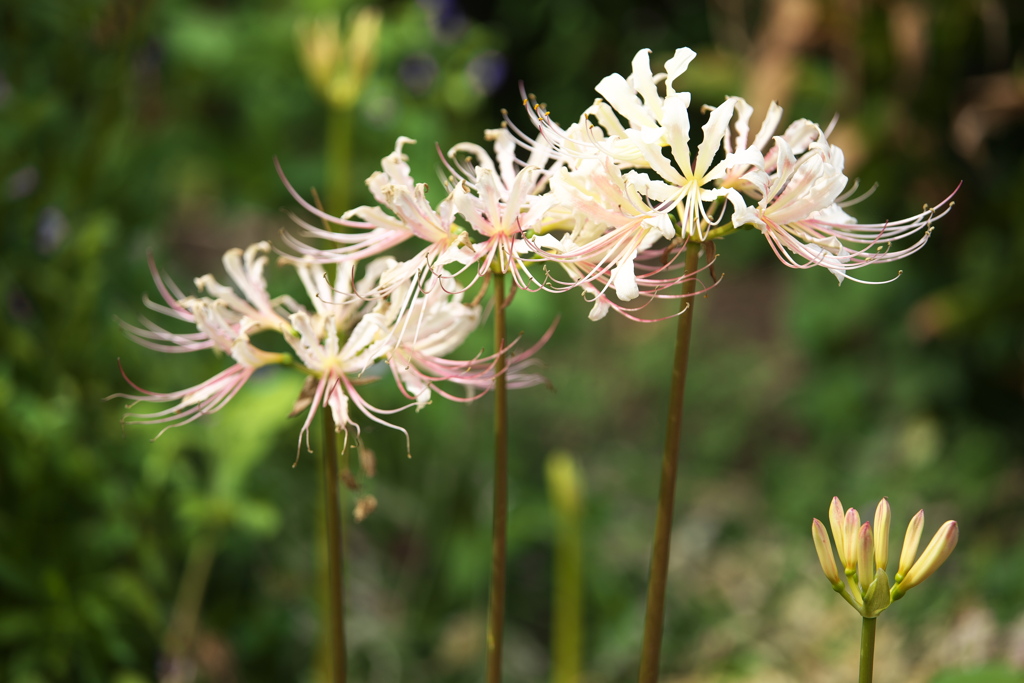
[2,0,1024,682]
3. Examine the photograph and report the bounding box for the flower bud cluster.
[812,496,959,617]
[295,7,383,110]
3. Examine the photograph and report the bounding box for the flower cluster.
[115,46,954,455]
[279,47,953,324]
[812,496,959,617]
[112,242,542,455]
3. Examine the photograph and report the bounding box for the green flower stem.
[859,617,876,683]
[486,271,510,683]
[836,585,862,611]
[326,106,354,216]
[162,531,218,668]
[547,453,583,683]
[637,241,701,683]
[702,221,736,241]
[322,412,347,683]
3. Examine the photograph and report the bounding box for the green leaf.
[931,666,1024,683]
[862,569,891,617]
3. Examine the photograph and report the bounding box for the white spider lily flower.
[117,256,214,354]
[282,132,476,336]
[544,158,677,302]
[353,137,464,248]
[390,317,554,407]
[280,139,478,353]
[719,96,820,192]
[179,298,245,353]
[386,278,481,409]
[279,137,471,264]
[732,134,956,283]
[123,243,302,358]
[533,91,748,239]
[595,47,695,128]
[448,127,562,200]
[534,228,713,323]
[111,245,299,435]
[547,255,704,322]
[623,96,747,240]
[286,310,391,377]
[452,164,556,287]
[115,243,535,456]
[285,309,412,454]
[111,243,304,436]
[442,127,569,289]
[279,254,401,336]
[110,333,290,438]
[523,50,749,240]
[193,242,298,334]
[524,48,698,167]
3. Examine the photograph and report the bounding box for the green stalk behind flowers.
[547,452,583,683]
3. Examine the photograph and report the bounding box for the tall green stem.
[637,242,701,683]
[486,272,510,683]
[161,531,218,682]
[547,452,583,683]
[859,617,876,683]
[322,412,347,683]
[326,107,354,215]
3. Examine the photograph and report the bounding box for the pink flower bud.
[829,497,847,568]
[857,522,874,593]
[812,518,842,586]
[874,498,891,571]
[896,509,925,583]
[895,521,959,595]
[843,507,861,573]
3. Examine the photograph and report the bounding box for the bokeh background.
[3,0,1023,681]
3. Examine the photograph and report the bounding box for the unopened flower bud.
[813,498,955,617]
[295,7,383,110]
[829,496,847,569]
[896,509,925,583]
[843,507,861,574]
[353,494,378,522]
[874,497,891,571]
[812,518,842,587]
[893,520,958,598]
[857,522,874,593]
